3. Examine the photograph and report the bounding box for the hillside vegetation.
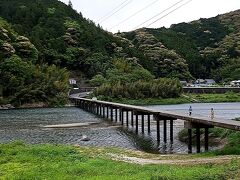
[0,18,69,106]
[0,0,240,105]
[123,10,240,81]
[0,0,148,77]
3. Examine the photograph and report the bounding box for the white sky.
[59,0,240,33]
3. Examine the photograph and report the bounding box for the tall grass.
[94,78,182,99]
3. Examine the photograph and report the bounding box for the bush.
[93,78,182,99]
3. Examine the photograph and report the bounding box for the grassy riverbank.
[0,142,240,179]
[97,92,240,105]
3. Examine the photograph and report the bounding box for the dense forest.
[0,0,240,106]
[122,10,240,81]
[0,18,69,106]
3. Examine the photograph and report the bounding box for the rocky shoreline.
[0,104,15,110]
[0,102,74,110]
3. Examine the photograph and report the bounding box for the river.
[0,102,239,154]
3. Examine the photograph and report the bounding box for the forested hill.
[0,0,128,77]
[122,9,240,81]
[0,18,69,106]
[0,0,192,107]
[0,0,240,106]
[0,0,192,79]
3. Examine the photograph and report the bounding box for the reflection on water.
[0,102,239,154]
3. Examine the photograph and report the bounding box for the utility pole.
[68,0,73,8]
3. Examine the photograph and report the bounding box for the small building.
[230,80,240,87]
[180,81,187,86]
[194,79,216,87]
[69,78,77,85]
[205,79,216,86]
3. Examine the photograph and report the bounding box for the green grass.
[0,142,240,179]
[96,92,240,105]
[187,92,240,103]
[108,97,190,105]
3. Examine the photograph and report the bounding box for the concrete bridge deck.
[73,97,240,131]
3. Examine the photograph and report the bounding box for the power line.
[110,0,160,31]
[97,0,130,22]
[133,0,185,30]
[146,0,193,27]
[99,0,133,24]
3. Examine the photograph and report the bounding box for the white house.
[69,78,77,85]
[230,80,240,87]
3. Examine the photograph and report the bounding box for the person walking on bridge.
[210,108,214,119]
[189,106,192,116]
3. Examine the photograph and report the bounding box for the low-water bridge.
[70,97,240,153]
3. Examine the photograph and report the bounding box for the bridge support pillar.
[142,115,144,134]
[157,120,160,142]
[126,111,129,127]
[119,108,122,123]
[188,129,192,153]
[205,128,209,151]
[163,120,167,143]
[115,108,118,122]
[110,107,113,121]
[154,115,177,144]
[135,113,138,134]
[107,106,109,119]
[103,105,105,118]
[97,104,99,115]
[148,114,151,133]
[121,109,124,125]
[131,111,134,127]
[170,120,173,143]
[99,104,102,116]
[184,121,214,153]
[196,127,201,153]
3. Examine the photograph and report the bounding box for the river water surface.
[0,103,239,154]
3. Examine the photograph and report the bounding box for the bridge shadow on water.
[118,126,175,154]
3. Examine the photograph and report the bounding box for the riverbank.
[0,142,239,179]
[98,92,240,105]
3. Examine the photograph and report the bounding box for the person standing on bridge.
[189,106,192,116]
[211,108,214,119]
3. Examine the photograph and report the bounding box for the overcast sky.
[59,0,240,33]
